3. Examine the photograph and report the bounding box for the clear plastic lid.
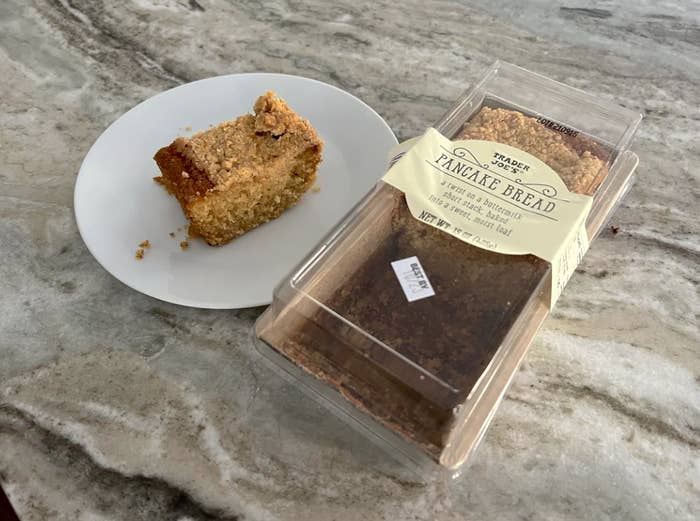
[256,61,641,468]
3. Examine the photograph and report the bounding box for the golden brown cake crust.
[458,107,607,195]
[180,91,321,188]
[153,144,213,204]
[153,91,323,245]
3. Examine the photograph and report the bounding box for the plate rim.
[73,72,397,309]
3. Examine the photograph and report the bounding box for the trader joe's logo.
[491,151,532,176]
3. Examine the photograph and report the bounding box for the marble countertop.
[1,1,698,519]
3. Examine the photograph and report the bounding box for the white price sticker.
[391,256,436,302]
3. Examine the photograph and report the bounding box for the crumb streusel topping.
[175,91,321,189]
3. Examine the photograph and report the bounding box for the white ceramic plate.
[75,74,397,309]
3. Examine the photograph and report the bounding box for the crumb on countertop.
[611,225,620,234]
[180,240,189,250]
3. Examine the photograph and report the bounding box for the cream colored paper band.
[383,128,592,308]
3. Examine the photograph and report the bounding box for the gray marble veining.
[1,1,698,520]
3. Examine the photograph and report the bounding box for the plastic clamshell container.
[255,61,641,472]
